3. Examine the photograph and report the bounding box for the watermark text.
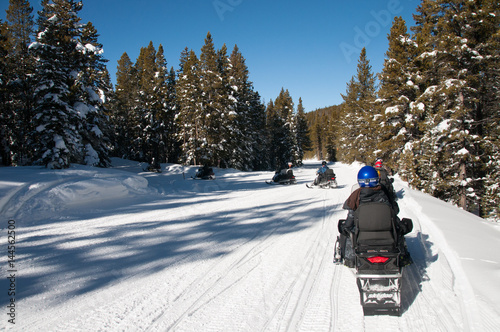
[6,219,17,325]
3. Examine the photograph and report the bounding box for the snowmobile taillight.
[367,256,390,264]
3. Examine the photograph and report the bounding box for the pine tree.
[76,21,111,167]
[154,45,178,165]
[228,45,267,170]
[133,41,158,162]
[112,52,136,158]
[30,0,111,168]
[30,0,85,168]
[266,99,282,170]
[410,0,500,214]
[266,88,295,169]
[324,113,338,162]
[199,32,229,166]
[338,78,358,162]
[247,90,268,170]
[314,116,325,160]
[215,43,233,167]
[480,0,500,219]
[3,0,35,165]
[176,49,202,165]
[0,20,11,165]
[338,48,377,164]
[164,66,180,163]
[376,17,419,170]
[294,97,312,165]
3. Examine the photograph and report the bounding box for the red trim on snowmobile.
[366,256,390,264]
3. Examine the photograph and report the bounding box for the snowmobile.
[306,169,337,188]
[193,166,215,180]
[266,168,297,185]
[334,202,413,316]
[143,159,162,173]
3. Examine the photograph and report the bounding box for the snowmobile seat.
[354,202,398,249]
[324,169,335,179]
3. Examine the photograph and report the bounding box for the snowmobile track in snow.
[148,198,316,331]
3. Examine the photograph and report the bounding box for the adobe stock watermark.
[213,0,244,22]
[339,0,404,63]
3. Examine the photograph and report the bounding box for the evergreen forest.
[1,0,499,220]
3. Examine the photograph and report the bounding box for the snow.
[410,101,425,112]
[74,101,92,117]
[435,119,451,133]
[385,106,399,114]
[1,159,499,331]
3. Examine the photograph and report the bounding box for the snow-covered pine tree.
[376,17,419,171]
[314,116,325,161]
[164,66,180,163]
[215,43,233,167]
[479,0,500,219]
[324,111,338,162]
[30,0,86,168]
[293,97,312,166]
[410,0,500,214]
[338,48,377,164]
[199,32,229,167]
[143,42,169,168]
[337,77,358,163]
[398,1,443,189]
[227,44,250,170]
[267,88,295,169]
[0,20,11,165]
[176,49,202,165]
[75,21,111,167]
[355,48,378,163]
[133,41,158,162]
[246,90,268,170]
[154,45,178,164]
[228,45,267,171]
[3,0,35,166]
[266,99,281,170]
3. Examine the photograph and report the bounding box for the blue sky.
[1,0,422,112]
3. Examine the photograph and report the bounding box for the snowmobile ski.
[266,179,296,185]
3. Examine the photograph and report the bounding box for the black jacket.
[342,186,399,233]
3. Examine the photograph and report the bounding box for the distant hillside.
[304,105,342,160]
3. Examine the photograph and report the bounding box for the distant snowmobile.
[334,204,413,316]
[306,169,337,189]
[193,165,215,180]
[143,159,162,173]
[266,167,297,185]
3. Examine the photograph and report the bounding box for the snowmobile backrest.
[325,169,335,177]
[354,202,396,247]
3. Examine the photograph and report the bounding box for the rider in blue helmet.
[357,165,380,188]
[335,165,411,267]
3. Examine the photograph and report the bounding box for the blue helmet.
[357,166,380,187]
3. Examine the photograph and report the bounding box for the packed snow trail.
[0,160,499,331]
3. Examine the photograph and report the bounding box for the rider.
[374,158,397,201]
[312,161,329,185]
[273,162,293,182]
[337,166,411,267]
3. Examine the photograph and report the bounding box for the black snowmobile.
[266,168,297,185]
[143,158,162,173]
[306,169,338,188]
[334,203,413,316]
[193,165,215,180]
